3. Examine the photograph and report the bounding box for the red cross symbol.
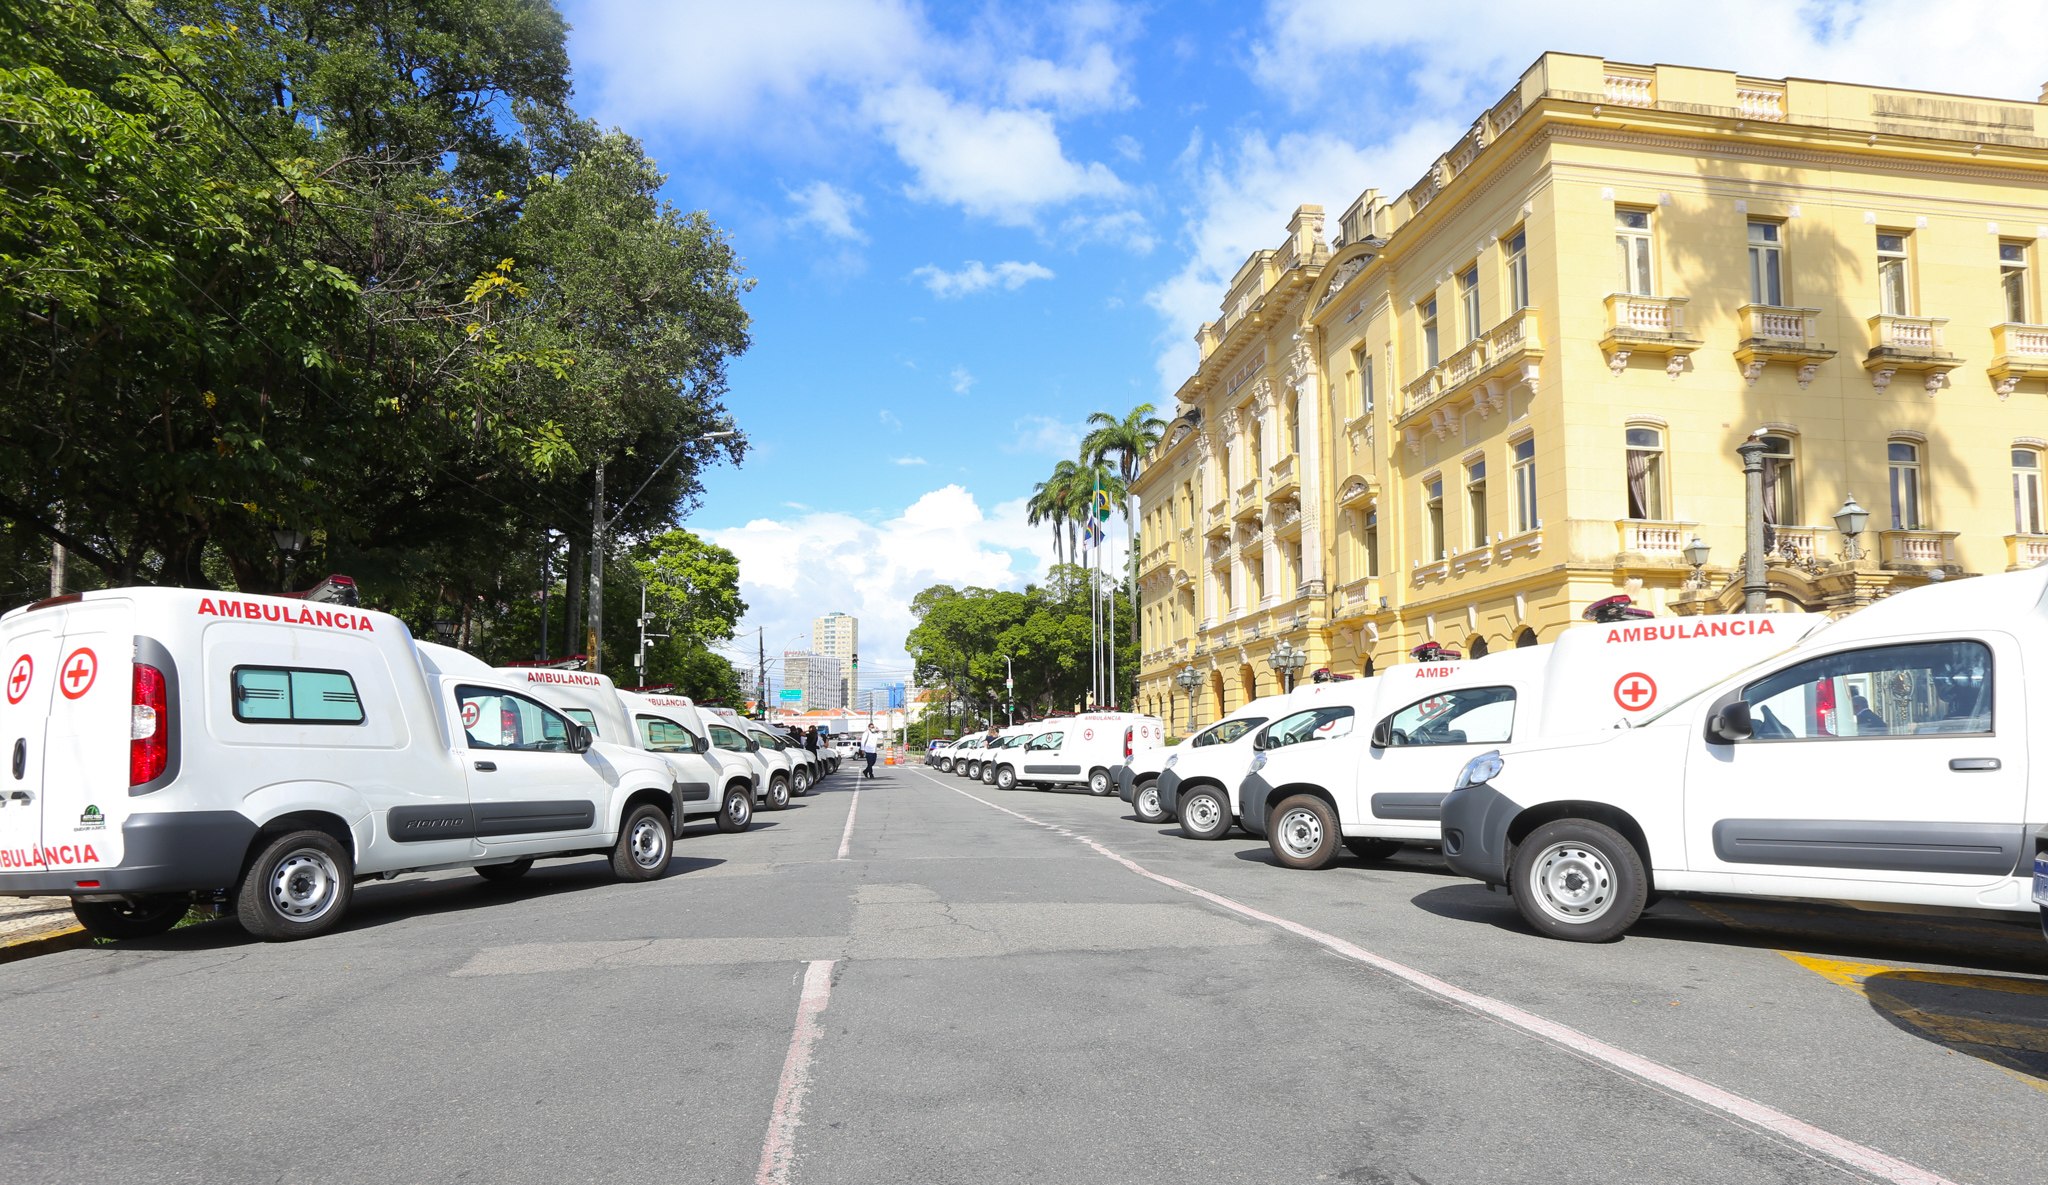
[59,648,97,700]
[6,656,31,705]
[1613,671,1657,712]
[461,702,481,729]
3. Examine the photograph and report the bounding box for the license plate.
[2034,856,2048,907]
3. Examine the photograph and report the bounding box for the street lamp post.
[1001,654,1014,725]
[1833,493,1870,562]
[272,528,309,591]
[1681,534,1711,590]
[1268,640,1308,694]
[586,429,734,674]
[1174,664,1200,735]
[1736,431,1770,613]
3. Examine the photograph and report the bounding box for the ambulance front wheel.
[1177,788,1232,841]
[994,765,1017,791]
[1510,819,1647,943]
[236,830,354,942]
[611,804,673,881]
[1087,769,1113,796]
[717,786,754,833]
[73,896,188,941]
[1270,796,1342,869]
[765,776,791,811]
[1132,781,1168,825]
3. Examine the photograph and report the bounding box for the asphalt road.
[3,760,2045,1184]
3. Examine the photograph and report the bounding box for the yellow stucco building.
[1133,52,2048,734]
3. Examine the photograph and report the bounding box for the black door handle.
[10,738,23,780]
[473,761,497,772]
[1949,758,2001,771]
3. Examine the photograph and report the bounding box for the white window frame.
[1877,232,1911,316]
[1459,265,1481,344]
[1504,230,1530,312]
[1511,436,1537,534]
[1748,221,1784,306]
[1888,440,1923,530]
[2014,447,2043,535]
[1615,208,1654,296]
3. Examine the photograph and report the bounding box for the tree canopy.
[905,564,1137,725]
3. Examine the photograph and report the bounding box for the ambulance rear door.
[0,615,61,874]
[38,600,137,877]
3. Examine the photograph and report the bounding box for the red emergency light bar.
[282,574,359,607]
[1410,642,1462,662]
[506,655,589,670]
[1583,594,1654,623]
[618,684,675,693]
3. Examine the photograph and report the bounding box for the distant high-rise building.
[780,651,844,713]
[813,612,858,707]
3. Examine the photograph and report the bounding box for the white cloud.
[913,260,1056,299]
[950,367,976,394]
[865,83,1127,224]
[1143,123,1450,392]
[786,181,868,242]
[1005,43,1129,113]
[892,456,929,465]
[1002,414,1084,457]
[1111,134,1143,162]
[698,486,1059,692]
[1252,1,2048,115]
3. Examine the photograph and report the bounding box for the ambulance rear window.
[563,708,598,733]
[232,666,364,725]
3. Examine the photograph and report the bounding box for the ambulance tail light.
[131,663,168,786]
[1123,727,1134,759]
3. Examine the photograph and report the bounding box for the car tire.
[792,767,811,797]
[1132,780,1168,824]
[1087,769,1113,797]
[1177,788,1232,841]
[611,804,673,881]
[476,859,534,882]
[1344,838,1403,861]
[72,896,188,941]
[236,829,353,942]
[1269,796,1342,869]
[765,776,791,811]
[717,785,753,832]
[981,763,996,786]
[1510,819,1647,943]
[995,765,1017,791]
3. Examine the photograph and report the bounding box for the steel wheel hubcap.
[728,795,749,824]
[1278,808,1324,858]
[630,819,667,868]
[270,849,339,921]
[1186,796,1220,831]
[1137,787,1159,816]
[1531,842,1614,922]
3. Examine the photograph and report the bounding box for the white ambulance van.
[0,586,684,943]
[988,711,1166,795]
[970,725,1038,784]
[1243,611,1822,870]
[740,717,818,796]
[932,734,977,773]
[1116,702,1281,824]
[1441,568,2048,943]
[1156,688,1334,840]
[491,666,759,834]
[702,708,792,810]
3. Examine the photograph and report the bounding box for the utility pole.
[634,584,665,683]
[538,532,551,661]
[1738,431,1769,613]
[757,626,766,717]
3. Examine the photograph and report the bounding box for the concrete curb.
[0,924,91,965]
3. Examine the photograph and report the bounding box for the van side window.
[638,715,702,752]
[1029,732,1064,750]
[232,666,365,725]
[1383,687,1515,746]
[1196,717,1266,746]
[1266,706,1355,747]
[456,686,574,752]
[710,725,748,752]
[1742,640,1991,741]
[563,708,598,734]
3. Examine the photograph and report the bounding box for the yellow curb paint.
[0,924,90,965]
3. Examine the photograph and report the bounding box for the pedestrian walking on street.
[861,726,881,779]
[805,726,820,753]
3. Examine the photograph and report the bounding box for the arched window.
[1287,393,1301,455]
[1625,426,1665,520]
[1888,440,1923,530]
[2016,446,2045,535]
[1515,628,1538,649]
[1761,433,1798,529]
[1469,635,1490,658]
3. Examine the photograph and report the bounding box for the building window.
[1459,266,1481,343]
[1504,230,1529,312]
[1425,478,1445,561]
[1466,460,1488,548]
[1761,434,1798,532]
[1512,437,1537,534]
[1877,233,1910,315]
[1361,354,1374,414]
[1420,299,1439,367]
[1624,427,1665,520]
[1888,441,1923,530]
[1748,222,1783,306]
[2014,448,2043,535]
[1286,393,1300,455]
[1364,510,1380,577]
[1615,208,1653,295]
[2000,242,2029,323]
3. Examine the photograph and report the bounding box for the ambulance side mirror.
[1707,700,1754,745]
[570,724,593,753]
[1370,718,1394,749]
[695,734,711,754]
[746,737,760,752]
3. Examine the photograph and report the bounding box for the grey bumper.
[1115,765,1135,803]
[1237,773,1272,838]
[1440,784,1522,885]
[0,811,259,896]
[1156,769,1182,815]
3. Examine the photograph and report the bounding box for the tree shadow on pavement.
[1860,969,2048,1081]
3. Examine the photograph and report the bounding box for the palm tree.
[1080,404,1166,623]
[1030,459,1082,564]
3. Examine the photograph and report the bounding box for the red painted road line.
[915,770,1955,1185]
[755,958,838,1185]
[835,789,859,861]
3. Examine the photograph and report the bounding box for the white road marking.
[836,787,859,860]
[913,768,1958,1185]
[755,958,837,1185]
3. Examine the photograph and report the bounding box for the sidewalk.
[0,896,89,963]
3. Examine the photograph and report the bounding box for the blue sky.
[556,0,2042,686]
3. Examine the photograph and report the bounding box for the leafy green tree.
[630,528,746,650]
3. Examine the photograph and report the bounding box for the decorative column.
[1254,378,1281,609]
[1288,330,1326,600]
